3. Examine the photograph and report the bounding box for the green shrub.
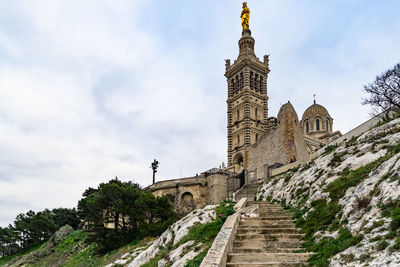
[377,240,389,251]
[390,238,400,251]
[328,152,347,168]
[364,220,384,234]
[322,145,338,156]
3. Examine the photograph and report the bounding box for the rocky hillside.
[1,203,234,267]
[256,117,400,266]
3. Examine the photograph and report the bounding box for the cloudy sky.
[1,0,400,226]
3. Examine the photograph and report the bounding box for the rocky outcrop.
[104,205,217,267]
[256,117,400,266]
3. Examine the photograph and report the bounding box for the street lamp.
[151,159,159,184]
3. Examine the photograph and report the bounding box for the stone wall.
[207,173,229,205]
[149,172,231,217]
[149,175,208,217]
[246,102,309,179]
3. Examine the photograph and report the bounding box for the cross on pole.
[151,159,159,184]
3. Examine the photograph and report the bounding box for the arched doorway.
[233,153,244,173]
[180,192,195,215]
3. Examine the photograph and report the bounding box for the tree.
[362,63,400,115]
[77,178,176,252]
[51,208,80,229]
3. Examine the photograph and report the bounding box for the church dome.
[302,100,331,121]
[301,100,333,136]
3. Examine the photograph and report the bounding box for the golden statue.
[241,2,250,31]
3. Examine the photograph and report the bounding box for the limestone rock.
[256,118,400,266]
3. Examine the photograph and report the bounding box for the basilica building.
[225,13,342,174]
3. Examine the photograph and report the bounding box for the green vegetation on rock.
[142,201,236,267]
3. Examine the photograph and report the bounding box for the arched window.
[250,71,253,90]
[255,107,258,118]
[326,120,329,131]
[240,72,244,90]
[237,134,240,144]
[316,119,320,131]
[255,74,259,92]
[259,76,263,94]
[235,76,239,93]
[237,109,240,120]
[306,121,309,133]
[256,133,258,141]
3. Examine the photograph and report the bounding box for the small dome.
[302,100,331,121]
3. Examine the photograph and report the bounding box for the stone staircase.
[226,201,312,266]
[235,183,261,201]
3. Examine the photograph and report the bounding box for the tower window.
[237,109,240,120]
[255,74,259,92]
[259,76,263,94]
[316,119,320,131]
[255,108,258,117]
[250,72,253,90]
[240,72,244,90]
[306,121,309,133]
[256,133,258,141]
[237,134,240,144]
[235,76,239,94]
[326,119,329,132]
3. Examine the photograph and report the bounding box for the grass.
[378,199,400,250]
[184,248,209,267]
[325,145,400,202]
[345,136,359,148]
[376,240,389,251]
[0,243,46,266]
[278,146,400,266]
[327,152,347,168]
[264,136,400,266]
[297,199,342,238]
[364,220,385,234]
[307,228,363,267]
[144,201,236,267]
[375,110,400,128]
[300,160,315,171]
[0,230,152,267]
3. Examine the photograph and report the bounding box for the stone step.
[235,233,305,241]
[246,201,278,205]
[241,216,293,220]
[233,240,303,250]
[226,262,307,267]
[227,252,312,263]
[236,227,300,235]
[233,247,301,253]
[239,222,295,228]
[258,212,292,216]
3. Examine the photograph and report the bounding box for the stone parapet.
[200,198,247,267]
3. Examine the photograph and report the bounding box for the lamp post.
[151,159,159,184]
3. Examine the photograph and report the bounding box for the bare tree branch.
[362,63,400,115]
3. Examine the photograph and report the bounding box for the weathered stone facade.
[148,171,232,217]
[226,29,270,169]
[246,102,309,179]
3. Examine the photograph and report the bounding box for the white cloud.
[0,0,400,226]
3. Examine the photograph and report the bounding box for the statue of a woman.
[241,2,250,31]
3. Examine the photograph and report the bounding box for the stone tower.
[225,29,270,168]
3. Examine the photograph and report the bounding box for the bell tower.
[225,5,270,168]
